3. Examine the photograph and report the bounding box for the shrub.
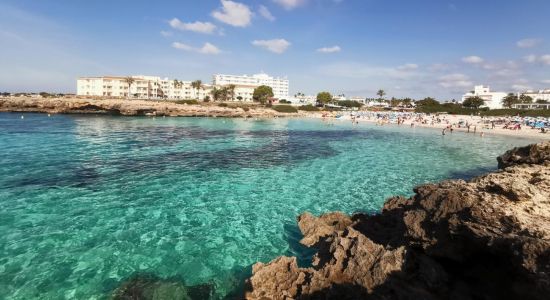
[174,100,198,105]
[298,105,320,111]
[272,105,298,113]
[218,103,228,107]
[337,100,363,108]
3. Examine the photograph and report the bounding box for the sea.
[0,113,538,299]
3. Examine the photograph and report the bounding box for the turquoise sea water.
[0,113,539,299]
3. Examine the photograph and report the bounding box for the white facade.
[522,89,550,102]
[461,85,506,109]
[77,75,211,100]
[213,73,289,100]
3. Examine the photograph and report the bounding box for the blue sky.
[1,0,550,99]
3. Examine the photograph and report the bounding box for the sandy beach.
[315,112,550,140]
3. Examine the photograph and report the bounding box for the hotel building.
[461,85,506,109]
[77,73,289,102]
[522,89,550,102]
[213,73,289,101]
[77,75,212,100]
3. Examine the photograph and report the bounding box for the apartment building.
[213,73,289,100]
[461,85,506,109]
[77,75,212,100]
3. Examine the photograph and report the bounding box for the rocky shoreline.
[245,142,550,299]
[0,97,304,118]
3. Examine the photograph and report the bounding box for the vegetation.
[462,96,485,109]
[253,85,274,105]
[316,92,333,105]
[218,103,228,107]
[536,99,549,104]
[173,99,199,105]
[337,100,363,108]
[123,77,135,99]
[376,89,386,100]
[415,97,440,107]
[271,105,298,113]
[501,93,519,108]
[191,80,203,99]
[480,109,550,117]
[519,94,533,104]
[298,105,320,111]
[279,99,291,104]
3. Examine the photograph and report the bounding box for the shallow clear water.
[0,113,538,299]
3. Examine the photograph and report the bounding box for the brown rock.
[246,142,550,300]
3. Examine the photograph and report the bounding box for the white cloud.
[172,42,221,55]
[252,39,291,54]
[273,0,307,10]
[212,0,252,27]
[516,38,542,48]
[317,46,341,53]
[462,56,484,64]
[160,31,173,37]
[439,73,473,88]
[169,18,217,34]
[258,5,275,21]
[540,54,550,65]
[317,62,420,80]
[512,84,531,91]
[199,42,222,54]
[396,63,418,71]
[524,54,537,63]
[540,79,550,84]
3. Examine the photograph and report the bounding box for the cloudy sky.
[1,0,550,100]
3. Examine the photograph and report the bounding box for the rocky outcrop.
[497,142,550,169]
[246,141,550,300]
[0,97,303,118]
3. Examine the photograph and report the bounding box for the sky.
[1,0,550,100]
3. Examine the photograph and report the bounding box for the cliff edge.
[246,141,550,300]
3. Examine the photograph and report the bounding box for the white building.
[213,73,289,101]
[77,75,212,100]
[461,85,506,109]
[522,89,550,102]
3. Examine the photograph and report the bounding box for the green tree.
[402,98,412,107]
[462,96,485,109]
[211,87,221,101]
[519,94,533,104]
[316,92,333,105]
[237,96,243,101]
[415,97,439,107]
[253,85,274,105]
[536,99,549,104]
[501,93,519,108]
[191,80,202,100]
[376,89,386,100]
[123,77,135,99]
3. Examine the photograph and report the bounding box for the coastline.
[244,141,550,299]
[1,96,549,140]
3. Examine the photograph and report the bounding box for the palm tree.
[376,89,386,101]
[191,80,202,100]
[123,77,135,99]
[227,84,236,101]
[211,87,221,102]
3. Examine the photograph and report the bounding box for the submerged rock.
[111,274,213,300]
[246,141,550,300]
